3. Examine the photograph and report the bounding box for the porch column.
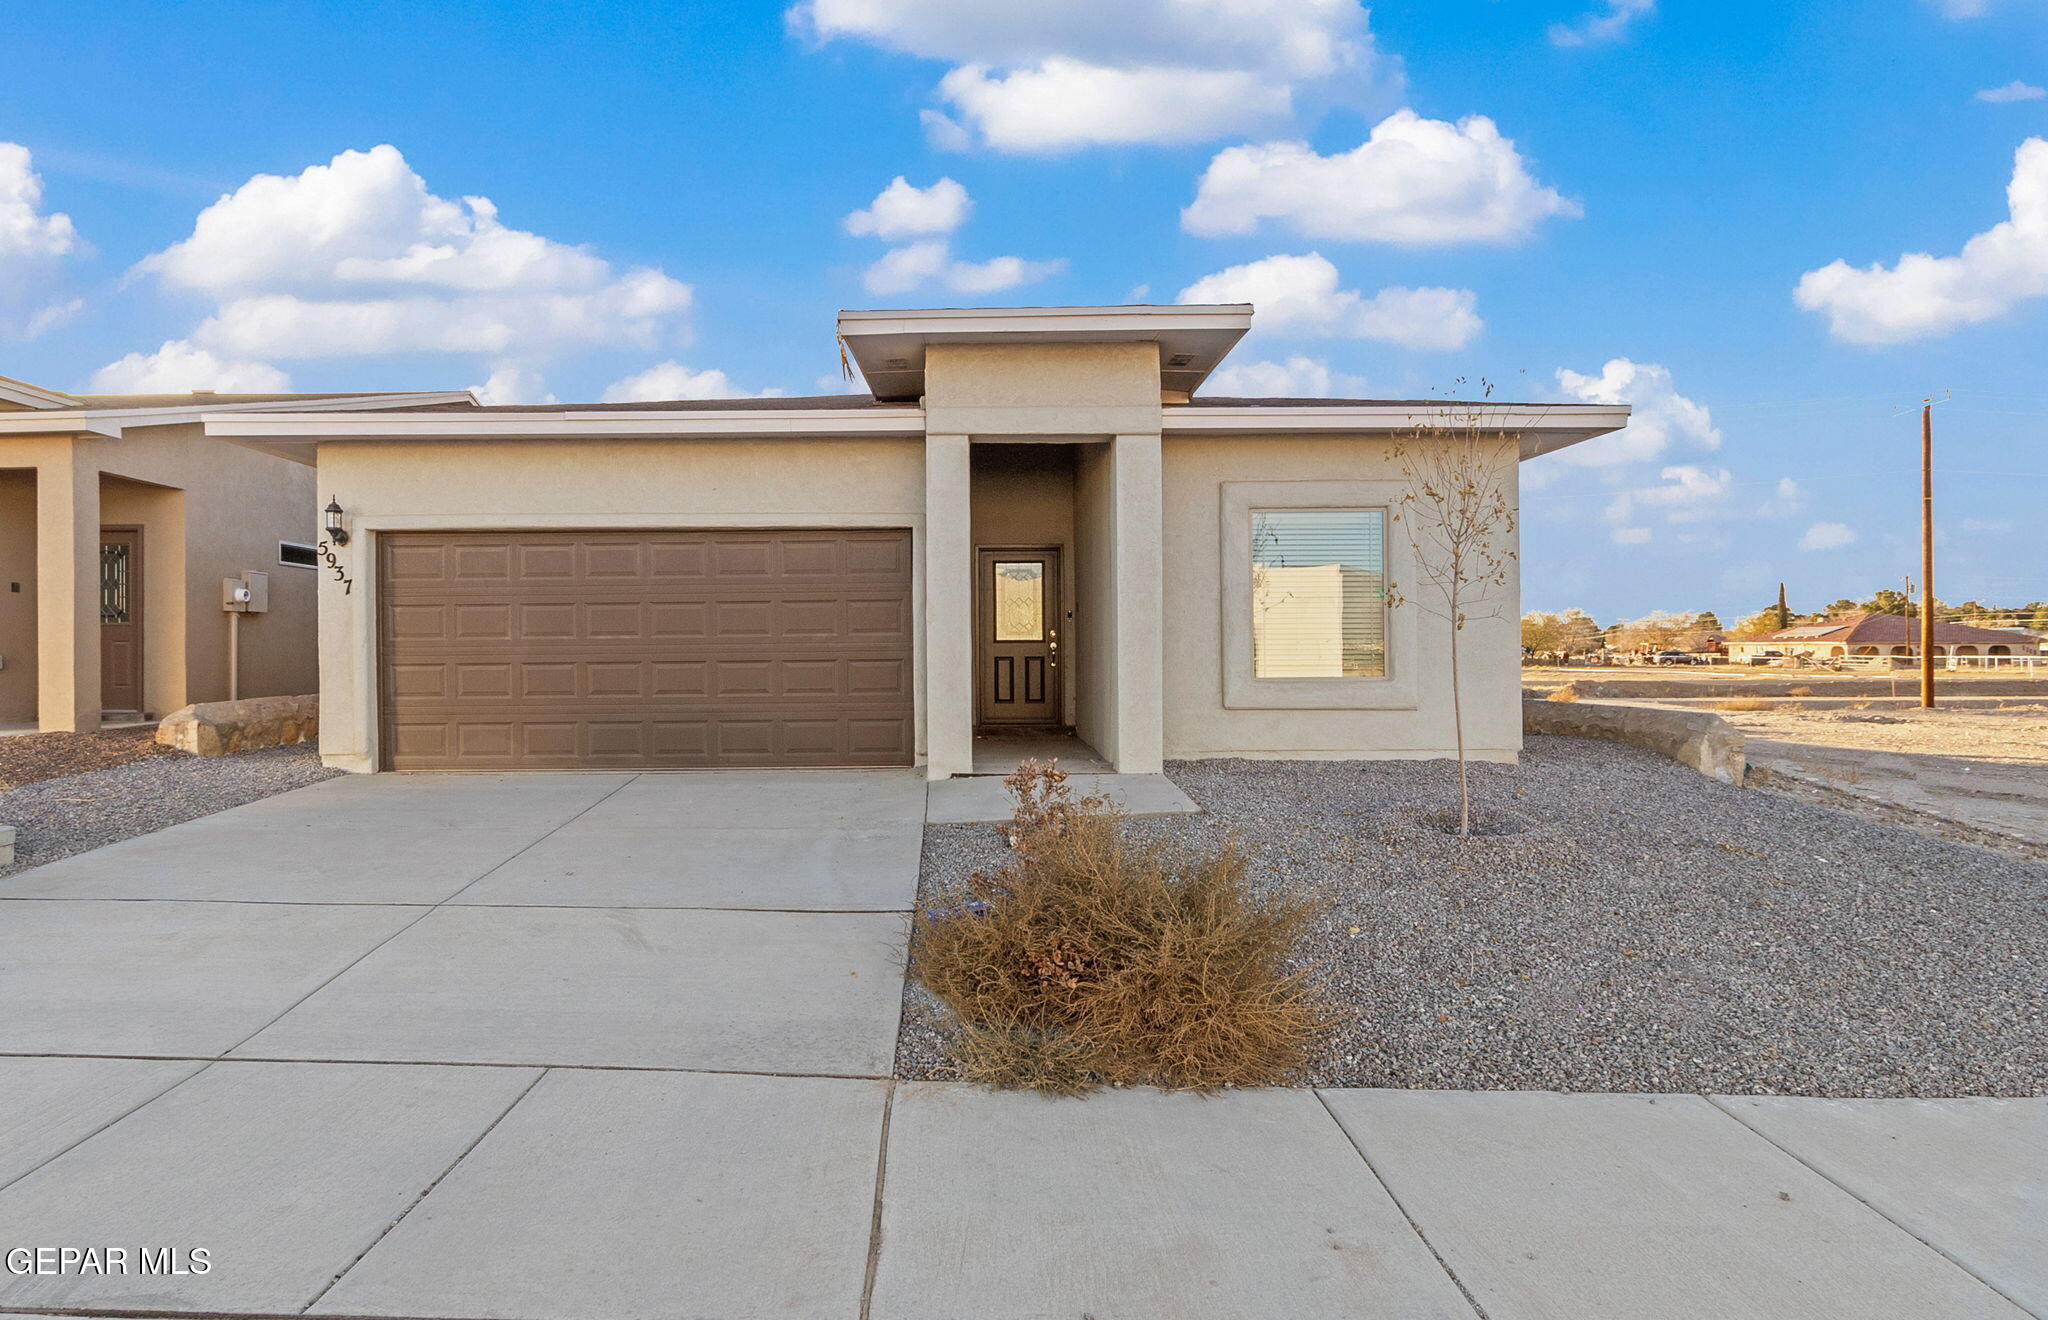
[36,454,99,732]
[1110,433,1164,773]
[924,434,975,779]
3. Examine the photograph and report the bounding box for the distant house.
[0,374,470,731]
[1724,612,2045,663]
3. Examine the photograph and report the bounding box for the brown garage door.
[378,530,915,770]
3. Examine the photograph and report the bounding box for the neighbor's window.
[278,540,318,568]
[1250,509,1387,679]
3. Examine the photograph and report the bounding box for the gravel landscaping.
[0,727,182,789]
[0,744,340,879]
[896,735,2048,1097]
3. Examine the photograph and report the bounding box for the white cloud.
[1795,137,2048,344]
[89,340,292,394]
[1181,110,1578,245]
[0,142,85,337]
[1178,253,1480,350]
[858,238,1064,296]
[1611,526,1653,545]
[1550,0,1655,47]
[601,362,785,403]
[1977,81,2046,103]
[1552,357,1721,467]
[1619,464,1733,525]
[472,365,555,405]
[1931,0,1990,15]
[790,0,1391,152]
[125,145,692,366]
[1601,465,1733,533]
[1799,522,1857,551]
[844,177,971,240]
[1204,355,1368,397]
[1758,476,1805,516]
[935,60,1290,152]
[846,179,1062,296]
[1960,516,2015,534]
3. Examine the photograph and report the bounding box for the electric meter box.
[222,571,270,613]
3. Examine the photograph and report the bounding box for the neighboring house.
[200,304,1631,777]
[1725,612,2047,663]
[0,376,472,731]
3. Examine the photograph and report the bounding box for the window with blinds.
[1250,509,1387,679]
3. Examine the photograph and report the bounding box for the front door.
[99,527,143,714]
[977,548,1061,726]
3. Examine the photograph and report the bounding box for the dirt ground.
[0,727,184,790]
[1524,667,2048,857]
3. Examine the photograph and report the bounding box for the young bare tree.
[1389,387,1520,838]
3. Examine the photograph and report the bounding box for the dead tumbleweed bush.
[912,760,1337,1095]
[1715,697,1773,712]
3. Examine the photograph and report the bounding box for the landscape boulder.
[1524,698,1745,785]
[157,694,319,757]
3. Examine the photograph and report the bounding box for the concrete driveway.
[1,770,2043,1319]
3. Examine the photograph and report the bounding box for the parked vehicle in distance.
[1748,650,1785,666]
[1650,650,1700,665]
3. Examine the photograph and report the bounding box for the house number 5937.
[316,540,355,596]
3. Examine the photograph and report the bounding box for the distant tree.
[2028,603,2048,633]
[1523,610,1604,656]
[1522,612,1565,654]
[1862,588,1913,616]
[1775,582,1792,630]
[1693,610,1724,632]
[1731,608,1786,639]
[1613,611,1689,652]
[1558,609,1603,654]
[1823,598,1862,617]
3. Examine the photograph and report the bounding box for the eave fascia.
[0,391,477,440]
[201,407,931,444]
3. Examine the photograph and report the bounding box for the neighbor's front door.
[977,549,1061,726]
[99,527,143,715]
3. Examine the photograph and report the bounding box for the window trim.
[278,540,319,569]
[1220,480,1419,711]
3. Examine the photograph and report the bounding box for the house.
[1724,612,2046,663]
[200,304,1632,777]
[0,376,472,732]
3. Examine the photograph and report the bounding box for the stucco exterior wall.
[0,424,317,727]
[1072,441,1116,760]
[925,342,1163,437]
[1160,434,1524,762]
[313,435,927,772]
[0,470,37,721]
[86,422,320,710]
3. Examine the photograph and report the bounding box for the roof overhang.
[0,391,477,443]
[1166,404,1634,460]
[202,400,1630,460]
[0,374,82,409]
[837,304,1254,401]
[203,406,932,447]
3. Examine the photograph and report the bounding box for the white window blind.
[1250,509,1387,679]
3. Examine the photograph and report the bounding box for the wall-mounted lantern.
[324,496,350,546]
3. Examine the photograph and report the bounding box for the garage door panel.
[380,530,915,770]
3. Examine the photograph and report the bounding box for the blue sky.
[2,0,2044,623]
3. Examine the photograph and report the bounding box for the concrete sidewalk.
[0,770,2041,1318]
[0,1064,2039,1319]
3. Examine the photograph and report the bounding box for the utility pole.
[1920,400,1936,708]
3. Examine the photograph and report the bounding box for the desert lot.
[1525,668,2048,856]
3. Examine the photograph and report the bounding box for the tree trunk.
[1450,588,1469,837]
